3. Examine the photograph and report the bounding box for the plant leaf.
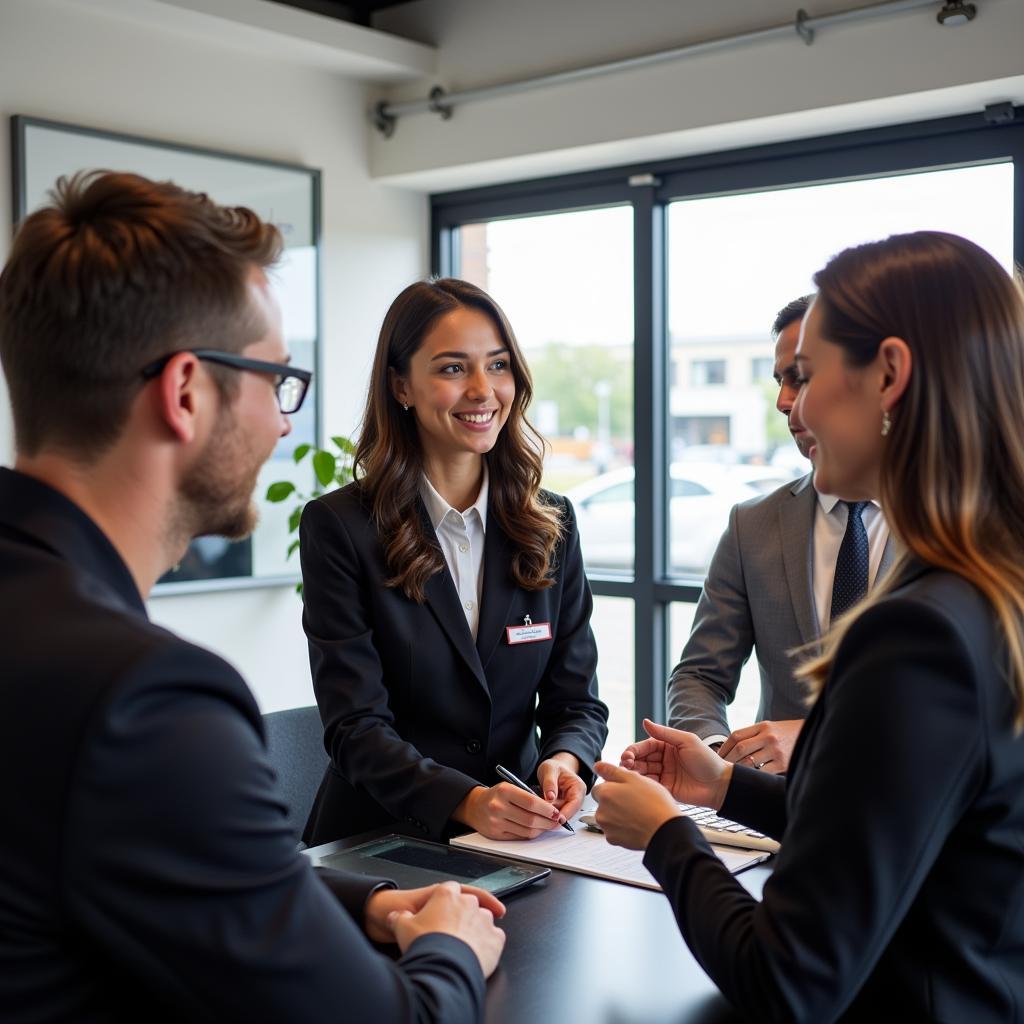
[288,507,303,533]
[332,435,356,455]
[312,449,336,487]
[265,480,296,503]
[292,443,312,464]
[287,538,300,559]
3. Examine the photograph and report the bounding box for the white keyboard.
[678,803,780,853]
[580,807,779,854]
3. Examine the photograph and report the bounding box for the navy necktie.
[830,501,869,622]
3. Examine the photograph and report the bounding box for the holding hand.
[592,761,681,850]
[455,781,570,840]
[373,881,506,978]
[536,753,586,822]
[455,754,585,839]
[618,718,732,811]
[718,719,802,773]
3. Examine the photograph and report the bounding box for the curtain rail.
[374,0,955,137]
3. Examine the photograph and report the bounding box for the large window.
[434,109,1023,748]
[456,208,635,572]
[665,161,1014,575]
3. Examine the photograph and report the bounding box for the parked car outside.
[566,462,797,575]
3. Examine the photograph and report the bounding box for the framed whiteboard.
[11,115,321,593]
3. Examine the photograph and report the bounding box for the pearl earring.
[881,410,891,437]
[402,402,409,412]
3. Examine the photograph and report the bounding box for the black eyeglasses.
[141,349,313,414]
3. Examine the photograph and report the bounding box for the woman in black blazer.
[594,232,1024,1021]
[301,278,608,844]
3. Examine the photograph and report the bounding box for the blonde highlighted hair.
[797,231,1024,729]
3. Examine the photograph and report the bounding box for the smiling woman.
[389,305,515,479]
[297,278,608,845]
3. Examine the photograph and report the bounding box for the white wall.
[373,0,1024,189]
[0,0,428,711]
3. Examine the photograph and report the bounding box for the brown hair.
[797,231,1024,727]
[356,277,563,602]
[0,170,282,459]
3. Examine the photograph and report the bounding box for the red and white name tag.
[506,622,552,645]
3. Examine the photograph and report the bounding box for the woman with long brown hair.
[592,231,1024,1020]
[300,278,608,844]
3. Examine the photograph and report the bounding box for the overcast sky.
[479,161,1014,349]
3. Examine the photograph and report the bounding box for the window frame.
[432,107,1024,741]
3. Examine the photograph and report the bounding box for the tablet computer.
[308,834,550,897]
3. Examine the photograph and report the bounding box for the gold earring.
[881,410,891,437]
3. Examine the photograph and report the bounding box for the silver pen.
[495,763,575,833]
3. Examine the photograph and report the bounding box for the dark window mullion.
[631,187,667,737]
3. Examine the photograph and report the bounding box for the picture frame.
[10,115,321,594]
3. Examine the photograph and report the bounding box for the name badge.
[506,622,552,645]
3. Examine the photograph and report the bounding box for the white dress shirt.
[419,466,488,640]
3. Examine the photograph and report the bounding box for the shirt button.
[465,600,474,611]
[466,739,482,754]
[459,543,468,552]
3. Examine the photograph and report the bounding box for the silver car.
[567,462,795,576]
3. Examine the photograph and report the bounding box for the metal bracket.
[983,102,1016,126]
[795,8,815,45]
[373,100,397,138]
[627,173,663,188]
[428,86,454,121]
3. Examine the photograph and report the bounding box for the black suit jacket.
[0,468,485,1023]
[300,482,608,844]
[644,562,1024,1022]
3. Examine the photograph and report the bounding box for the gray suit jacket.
[667,473,895,739]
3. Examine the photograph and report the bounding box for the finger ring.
[754,760,767,770]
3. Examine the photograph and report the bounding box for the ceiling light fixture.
[936,1,977,26]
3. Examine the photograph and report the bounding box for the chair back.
[262,705,328,845]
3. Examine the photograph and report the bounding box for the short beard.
[176,403,262,544]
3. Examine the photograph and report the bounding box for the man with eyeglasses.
[0,171,504,1023]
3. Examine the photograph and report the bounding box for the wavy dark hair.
[355,278,563,602]
[796,231,1024,728]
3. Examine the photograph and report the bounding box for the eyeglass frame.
[140,349,313,414]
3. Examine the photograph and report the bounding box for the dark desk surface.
[308,832,769,1024]
[484,859,768,1024]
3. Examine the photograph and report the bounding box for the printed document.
[451,800,770,890]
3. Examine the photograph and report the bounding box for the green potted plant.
[265,435,355,593]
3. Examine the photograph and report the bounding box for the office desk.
[308,832,770,1023]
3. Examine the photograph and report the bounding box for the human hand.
[718,719,803,773]
[364,883,506,944]
[454,783,567,840]
[385,881,507,978]
[591,761,682,850]
[619,718,732,810]
[536,754,586,822]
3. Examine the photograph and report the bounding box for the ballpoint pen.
[495,763,575,833]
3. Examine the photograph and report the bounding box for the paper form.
[450,799,770,890]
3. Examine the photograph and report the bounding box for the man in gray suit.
[666,297,894,773]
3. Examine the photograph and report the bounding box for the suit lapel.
[475,510,519,671]
[878,531,897,583]
[417,501,491,700]
[780,474,819,644]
